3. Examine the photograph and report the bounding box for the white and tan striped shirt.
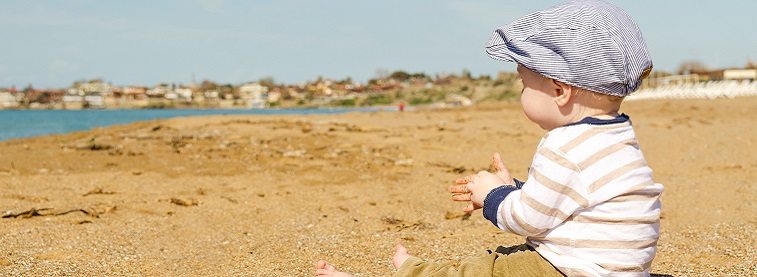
[483,115,663,277]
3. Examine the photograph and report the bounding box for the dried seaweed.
[2,204,116,219]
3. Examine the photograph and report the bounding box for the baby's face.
[516,65,562,130]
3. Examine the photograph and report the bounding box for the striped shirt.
[483,115,663,277]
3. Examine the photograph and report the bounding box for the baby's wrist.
[483,185,519,225]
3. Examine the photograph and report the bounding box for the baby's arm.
[484,147,585,236]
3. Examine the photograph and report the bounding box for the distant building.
[84,94,104,108]
[689,69,723,81]
[62,94,84,105]
[123,86,148,100]
[644,74,701,88]
[204,90,219,100]
[723,69,757,81]
[173,88,194,101]
[267,90,282,103]
[146,84,171,98]
[79,81,113,96]
[0,90,21,108]
[239,82,268,108]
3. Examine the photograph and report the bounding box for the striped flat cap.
[486,0,653,97]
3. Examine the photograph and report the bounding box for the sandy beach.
[1,97,755,276]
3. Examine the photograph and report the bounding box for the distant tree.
[258,76,275,86]
[389,71,410,82]
[200,80,218,92]
[219,84,233,94]
[677,60,708,75]
[410,72,428,79]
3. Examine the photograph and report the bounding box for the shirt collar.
[563,113,630,127]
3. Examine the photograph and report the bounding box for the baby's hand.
[450,171,505,212]
[448,153,515,212]
[468,171,506,211]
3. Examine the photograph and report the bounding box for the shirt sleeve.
[483,146,589,236]
[482,178,524,225]
[483,185,518,225]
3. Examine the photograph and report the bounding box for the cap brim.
[485,40,571,83]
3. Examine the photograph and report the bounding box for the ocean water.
[0,108,380,141]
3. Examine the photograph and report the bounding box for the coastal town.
[1,65,756,110]
[0,70,517,110]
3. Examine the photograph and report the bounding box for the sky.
[1,0,755,89]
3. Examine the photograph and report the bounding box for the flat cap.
[486,0,653,97]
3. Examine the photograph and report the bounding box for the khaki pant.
[393,244,564,277]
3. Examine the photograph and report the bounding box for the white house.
[84,95,104,108]
[723,69,757,81]
[0,91,20,108]
[146,84,171,97]
[80,81,113,96]
[123,86,148,100]
[175,88,194,101]
[239,82,269,108]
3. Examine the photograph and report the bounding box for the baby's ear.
[551,79,573,107]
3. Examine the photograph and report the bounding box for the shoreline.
[0,106,392,142]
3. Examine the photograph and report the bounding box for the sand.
[1,97,755,276]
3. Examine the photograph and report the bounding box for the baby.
[317,0,662,276]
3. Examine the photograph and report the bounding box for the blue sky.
[1,0,755,89]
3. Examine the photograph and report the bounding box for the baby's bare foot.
[392,244,413,270]
[316,260,355,277]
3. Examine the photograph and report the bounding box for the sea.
[0,107,382,141]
